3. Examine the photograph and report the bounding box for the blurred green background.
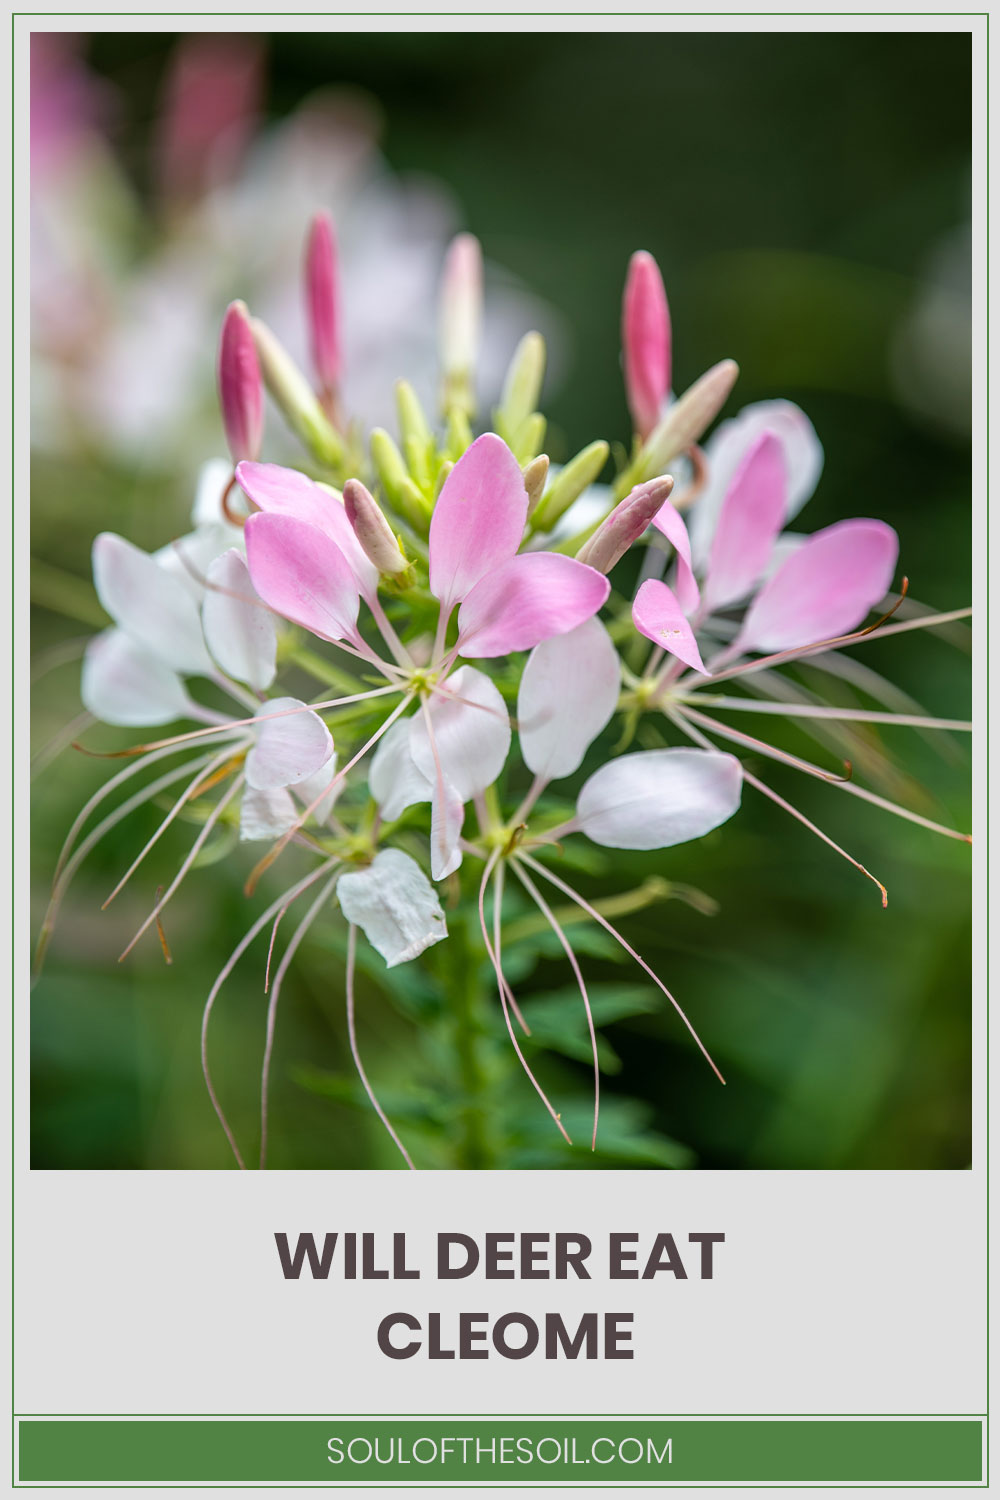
[30,30,972,1169]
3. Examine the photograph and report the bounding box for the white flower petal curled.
[338,848,448,968]
[239,784,298,842]
[245,696,333,791]
[369,717,433,821]
[576,748,743,850]
[81,629,192,727]
[202,548,277,692]
[409,665,511,802]
[518,617,620,780]
[429,779,465,881]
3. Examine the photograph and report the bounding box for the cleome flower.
[39,218,971,1173]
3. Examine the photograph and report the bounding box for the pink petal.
[632,579,707,675]
[428,432,528,608]
[457,552,610,659]
[738,518,899,653]
[236,461,377,599]
[703,430,787,612]
[650,497,700,614]
[244,513,361,645]
[622,250,671,441]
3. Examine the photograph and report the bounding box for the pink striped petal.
[738,518,899,653]
[632,579,707,674]
[428,432,528,608]
[244,513,361,645]
[703,430,786,612]
[457,552,610,659]
[622,250,671,441]
[236,461,377,598]
[650,496,700,614]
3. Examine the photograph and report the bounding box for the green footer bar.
[16,1419,983,1486]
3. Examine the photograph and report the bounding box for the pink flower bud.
[304,210,341,394]
[343,478,409,577]
[622,250,671,442]
[576,475,675,574]
[217,299,263,463]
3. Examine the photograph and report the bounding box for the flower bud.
[530,439,609,533]
[622,250,671,442]
[304,210,341,395]
[251,316,345,469]
[637,359,739,481]
[497,331,546,435]
[343,478,410,577]
[370,428,430,528]
[522,454,550,517]
[575,476,674,574]
[439,232,482,418]
[217,300,263,463]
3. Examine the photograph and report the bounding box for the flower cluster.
[43,223,971,1169]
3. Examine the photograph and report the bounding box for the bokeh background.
[30,29,972,1170]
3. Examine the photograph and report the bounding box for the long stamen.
[345,924,416,1170]
[517,851,726,1086]
[747,768,888,906]
[512,859,600,1150]
[478,851,572,1145]
[678,601,970,692]
[245,693,414,895]
[34,752,218,977]
[260,869,341,1169]
[119,773,244,961]
[201,859,339,1170]
[101,744,244,909]
[678,693,972,733]
[74,686,402,760]
[679,704,852,783]
[366,590,413,670]
[32,709,94,779]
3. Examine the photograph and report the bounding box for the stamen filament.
[517,851,726,1086]
[345,924,416,1170]
[678,693,971,732]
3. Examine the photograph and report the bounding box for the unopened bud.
[395,379,434,489]
[217,300,263,463]
[343,478,410,577]
[512,411,546,465]
[251,317,345,469]
[575,476,674,574]
[445,406,474,461]
[439,232,482,418]
[497,331,546,436]
[304,211,341,395]
[637,359,739,481]
[622,250,671,443]
[530,440,610,533]
[370,428,430,528]
[522,454,550,517]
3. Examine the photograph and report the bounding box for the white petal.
[337,848,448,967]
[409,665,510,801]
[81,629,192,727]
[517,617,620,780]
[576,748,742,850]
[193,457,244,528]
[245,696,333,790]
[92,532,213,676]
[293,754,340,827]
[154,524,242,604]
[202,548,277,692]
[688,401,824,569]
[429,779,464,881]
[239,784,298,842]
[368,716,433,820]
